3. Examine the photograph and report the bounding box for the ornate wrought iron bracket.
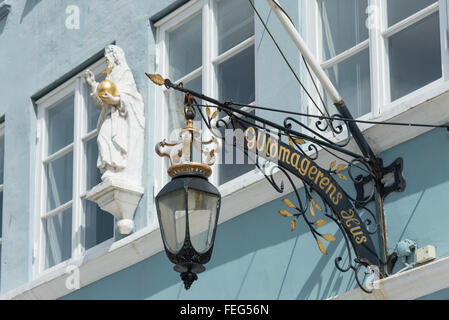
[147,73,406,293]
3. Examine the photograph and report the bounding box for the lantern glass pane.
[157,189,186,254]
[188,189,219,253]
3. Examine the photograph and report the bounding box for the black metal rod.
[164,79,364,160]
[335,102,377,161]
[224,102,449,130]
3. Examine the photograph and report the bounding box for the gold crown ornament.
[155,98,221,179]
[97,62,118,98]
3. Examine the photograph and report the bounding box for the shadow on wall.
[20,0,42,23]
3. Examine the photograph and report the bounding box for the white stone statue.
[84,45,145,183]
[84,45,145,235]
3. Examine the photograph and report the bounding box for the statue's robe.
[93,62,145,181]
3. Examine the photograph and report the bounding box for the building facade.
[0,0,449,300]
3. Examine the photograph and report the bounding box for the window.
[35,59,114,273]
[155,0,255,189]
[316,0,442,119]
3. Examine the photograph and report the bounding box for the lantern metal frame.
[155,104,222,290]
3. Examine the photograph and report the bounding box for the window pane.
[169,12,202,80]
[184,75,202,93]
[47,94,74,155]
[44,208,72,269]
[86,73,106,133]
[0,135,4,185]
[166,76,202,130]
[217,124,255,185]
[217,45,255,104]
[46,151,73,211]
[84,200,114,250]
[389,12,441,101]
[216,0,254,54]
[387,0,437,26]
[325,48,371,118]
[217,46,255,184]
[85,137,101,191]
[319,0,369,60]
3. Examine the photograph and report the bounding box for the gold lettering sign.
[243,126,369,247]
[340,209,367,244]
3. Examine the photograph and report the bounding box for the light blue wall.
[382,128,449,266]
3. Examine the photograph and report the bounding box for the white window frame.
[308,0,449,123]
[33,58,115,278]
[154,0,256,196]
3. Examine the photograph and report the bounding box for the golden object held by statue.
[97,61,118,100]
[97,79,118,98]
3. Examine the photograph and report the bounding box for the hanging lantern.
[155,100,222,290]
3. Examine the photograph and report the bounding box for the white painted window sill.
[329,255,449,300]
[3,80,449,300]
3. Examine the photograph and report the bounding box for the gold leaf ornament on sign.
[282,198,297,209]
[322,234,336,242]
[316,238,327,255]
[336,164,346,172]
[279,210,293,217]
[311,199,322,211]
[211,110,219,120]
[288,137,294,147]
[337,173,348,181]
[310,202,316,217]
[291,218,297,231]
[289,137,306,146]
[314,219,328,228]
[145,73,165,86]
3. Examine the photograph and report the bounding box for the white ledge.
[330,255,449,300]
[3,82,449,300]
